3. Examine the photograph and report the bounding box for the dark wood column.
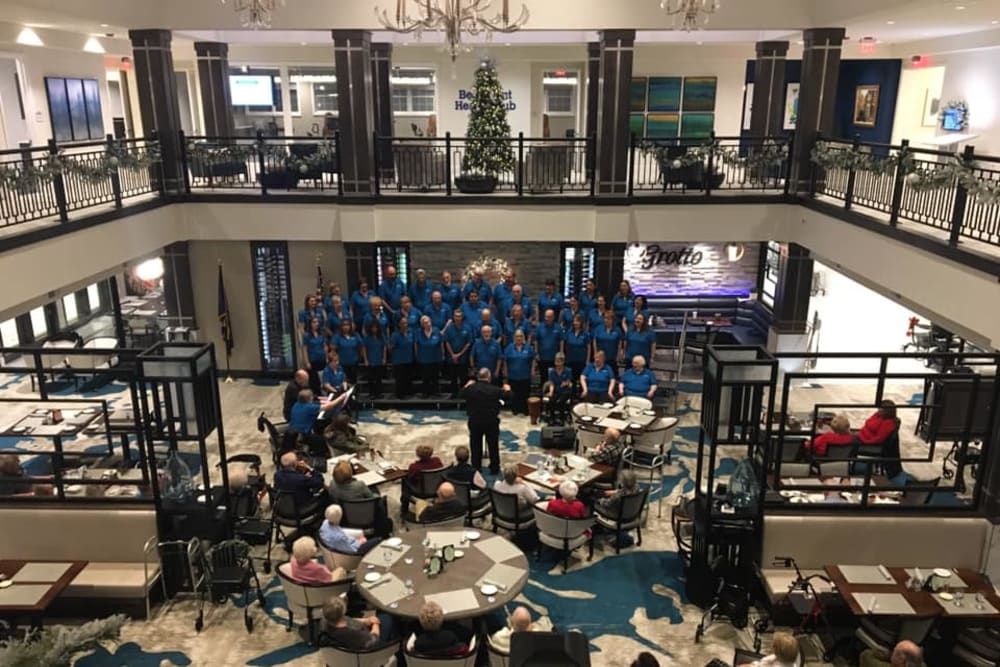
[772,243,813,335]
[194,41,235,137]
[750,41,789,138]
[333,30,375,195]
[371,42,394,179]
[790,27,846,192]
[128,29,184,193]
[596,30,635,196]
[585,42,600,170]
[162,241,197,330]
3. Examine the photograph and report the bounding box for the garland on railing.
[285,140,337,174]
[639,139,790,173]
[0,142,161,189]
[810,140,1000,206]
[186,140,337,175]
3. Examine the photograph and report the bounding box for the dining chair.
[418,514,467,529]
[317,540,364,575]
[443,473,492,526]
[617,395,653,412]
[405,634,478,667]
[574,426,605,456]
[402,466,450,527]
[487,642,511,667]
[594,488,649,554]
[340,496,385,537]
[490,489,536,536]
[532,502,594,572]
[276,561,351,645]
[319,640,402,667]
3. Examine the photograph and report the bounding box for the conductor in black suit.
[461,368,511,475]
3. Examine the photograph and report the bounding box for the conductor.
[461,368,511,475]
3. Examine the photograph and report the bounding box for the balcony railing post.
[48,139,69,223]
[888,139,909,227]
[517,133,524,196]
[808,131,821,197]
[178,130,191,196]
[783,133,795,197]
[627,133,636,198]
[106,133,123,209]
[844,135,860,210]
[372,131,381,197]
[334,131,343,197]
[588,135,596,198]
[256,130,268,196]
[949,144,976,246]
[705,131,716,197]
[445,132,452,197]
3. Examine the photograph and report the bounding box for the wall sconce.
[726,243,746,262]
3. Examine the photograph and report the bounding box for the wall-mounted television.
[229,75,275,107]
[941,107,963,132]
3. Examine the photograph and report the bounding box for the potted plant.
[0,614,128,667]
[456,59,514,194]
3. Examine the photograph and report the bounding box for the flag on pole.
[218,264,234,359]
[316,262,324,293]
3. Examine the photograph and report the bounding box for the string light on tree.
[461,57,514,178]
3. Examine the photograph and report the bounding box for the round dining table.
[354,528,529,621]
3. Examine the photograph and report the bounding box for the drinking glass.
[404,577,414,595]
[383,549,393,566]
[975,592,986,610]
[954,589,964,607]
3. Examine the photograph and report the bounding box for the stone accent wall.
[623,242,761,297]
[409,242,562,295]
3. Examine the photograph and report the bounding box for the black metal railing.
[811,135,1000,248]
[0,135,161,228]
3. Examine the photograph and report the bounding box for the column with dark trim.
[585,42,600,172]
[128,29,184,193]
[772,243,813,335]
[162,241,197,332]
[371,42,394,180]
[333,30,375,195]
[790,27,846,192]
[194,41,236,137]
[749,41,789,138]
[595,30,635,196]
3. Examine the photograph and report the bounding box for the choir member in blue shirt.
[504,305,533,345]
[536,279,564,320]
[378,265,405,320]
[289,389,349,457]
[579,279,599,316]
[592,311,623,376]
[580,350,616,403]
[426,291,452,332]
[301,317,329,393]
[349,277,373,327]
[437,271,462,311]
[503,329,535,415]
[560,295,585,330]
[444,309,475,396]
[479,309,502,342]
[471,326,502,384]
[331,320,363,385]
[623,295,652,331]
[611,280,634,323]
[415,315,443,397]
[563,314,591,382]
[409,268,434,312]
[322,352,348,396]
[395,296,422,331]
[462,270,492,305]
[361,321,388,399]
[461,291,484,331]
[618,355,658,400]
[389,318,415,398]
[546,353,574,424]
[299,295,325,333]
[588,295,611,330]
[534,309,564,385]
[492,272,517,314]
[323,283,351,319]
[505,285,533,322]
[325,296,345,336]
[625,313,657,366]
[363,296,390,332]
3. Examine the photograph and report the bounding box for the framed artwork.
[783,83,800,130]
[680,112,714,139]
[742,83,754,131]
[648,76,682,112]
[629,113,646,138]
[630,78,648,112]
[45,78,72,143]
[853,84,880,127]
[682,76,717,112]
[922,90,941,127]
[44,76,104,142]
[646,113,680,139]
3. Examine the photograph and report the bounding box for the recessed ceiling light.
[796,39,804,45]
[83,36,105,53]
[504,42,511,46]
[16,28,43,47]
[886,20,895,25]
[696,40,703,45]
[300,41,307,45]
[100,23,109,28]
[955,5,966,10]
[993,20,999,24]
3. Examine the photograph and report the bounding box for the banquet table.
[354,528,528,621]
[0,560,87,629]
[573,399,659,436]
[328,452,407,488]
[517,451,613,493]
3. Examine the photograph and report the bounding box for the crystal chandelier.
[659,0,720,31]
[377,0,530,62]
[221,0,285,30]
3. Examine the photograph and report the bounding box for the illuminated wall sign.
[624,242,760,297]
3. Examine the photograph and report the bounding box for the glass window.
[390,68,436,113]
[87,283,101,310]
[62,294,78,323]
[543,71,578,116]
[313,83,338,113]
[289,67,337,115]
[30,307,47,337]
[391,88,408,112]
[0,319,18,347]
[761,242,780,309]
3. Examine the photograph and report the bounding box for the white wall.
[934,48,1000,154]
[891,64,945,147]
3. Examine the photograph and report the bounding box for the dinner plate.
[0,580,12,589]
[580,415,594,422]
[601,403,614,408]
[779,490,795,498]
[454,550,465,559]
[938,592,954,601]
[464,530,481,541]
[65,484,83,494]
[364,572,381,583]
[933,568,953,578]
[480,584,498,596]
[642,410,655,416]
[629,423,643,430]
[385,537,403,547]
[11,426,26,433]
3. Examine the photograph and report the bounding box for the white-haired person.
[545,480,590,520]
[412,600,473,657]
[489,606,538,655]
[618,355,658,400]
[289,536,346,584]
[493,462,540,508]
[318,504,380,555]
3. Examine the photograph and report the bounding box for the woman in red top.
[546,480,590,519]
[858,400,898,445]
[805,414,855,457]
[406,444,445,482]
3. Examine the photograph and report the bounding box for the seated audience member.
[448,445,487,490]
[618,355,658,399]
[546,352,574,423]
[860,640,925,667]
[546,480,590,519]
[631,653,661,667]
[412,601,473,657]
[289,389,348,457]
[804,413,855,457]
[324,413,367,454]
[274,452,325,507]
[419,482,466,523]
[289,536,346,584]
[319,595,396,650]
[588,427,625,467]
[0,454,31,496]
[283,370,310,421]
[406,444,445,482]
[737,631,799,667]
[580,350,616,403]
[493,463,540,508]
[489,606,535,654]
[597,469,640,516]
[858,400,899,445]
[319,504,378,555]
[329,460,376,503]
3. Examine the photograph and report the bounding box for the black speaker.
[541,426,575,450]
[510,631,590,667]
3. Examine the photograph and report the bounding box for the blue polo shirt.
[409,281,433,311]
[289,401,321,433]
[619,368,657,397]
[362,310,389,332]
[389,330,415,365]
[444,321,475,365]
[461,302,484,331]
[462,280,492,304]
[548,366,573,395]
[625,329,657,365]
[323,296,351,319]
[437,283,462,310]
[592,325,622,364]
[611,294,632,320]
[582,363,615,395]
[504,343,535,381]
[561,308,586,330]
[349,290,372,323]
[302,332,328,363]
[471,339,502,374]
[534,322,563,362]
[589,309,610,330]
[504,318,533,343]
[299,307,325,328]
[624,307,652,328]
[362,333,387,366]
[537,292,564,318]
[579,291,599,314]
[502,297,533,322]
[325,311,342,334]
[478,319,502,341]
[395,307,422,331]
[331,333,362,366]
[564,329,591,365]
[378,279,405,311]
[426,303,452,331]
[322,364,346,390]
[415,329,443,364]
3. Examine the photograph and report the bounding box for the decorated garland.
[461,255,511,286]
[0,142,161,189]
[640,139,790,176]
[187,140,337,176]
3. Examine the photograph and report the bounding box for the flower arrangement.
[0,614,128,667]
[939,100,969,131]
[461,255,511,286]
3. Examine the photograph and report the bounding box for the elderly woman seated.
[597,469,641,516]
[493,463,540,508]
[329,460,376,504]
[319,504,379,555]
[804,413,855,458]
[289,536,346,584]
[412,600,473,657]
[319,595,399,650]
[545,480,590,519]
[406,444,445,483]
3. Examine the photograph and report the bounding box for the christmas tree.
[462,59,514,176]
